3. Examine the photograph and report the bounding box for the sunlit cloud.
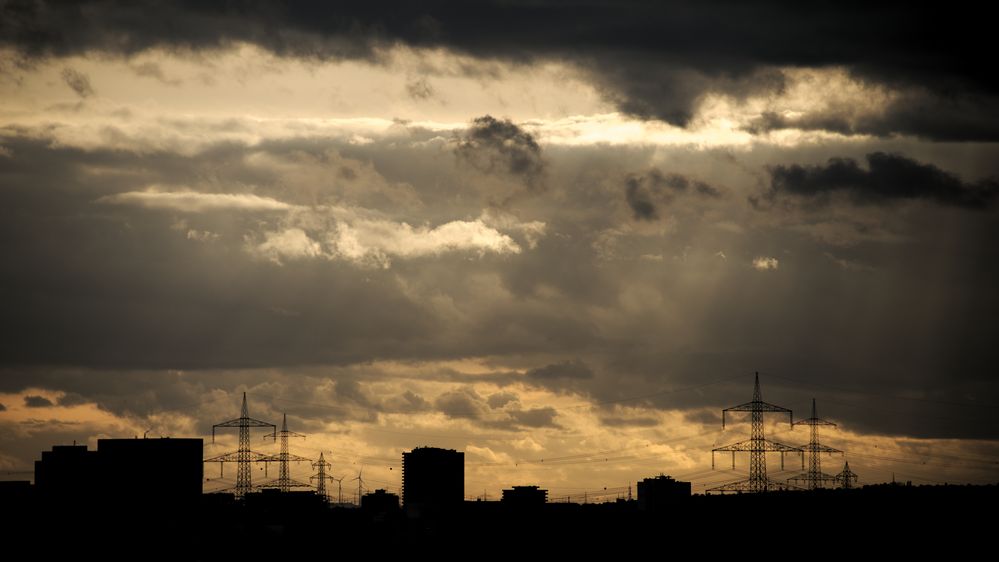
[752,256,779,270]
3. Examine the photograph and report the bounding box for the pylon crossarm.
[707,477,799,493]
[204,450,270,463]
[213,417,276,429]
[788,471,838,482]
[724,401,793,413]
[793,418,836,427]
[265,431,306,440]
[258,478,312,489]
[713,439,802,453]
[259,453,313,463]
[797,443,842,454]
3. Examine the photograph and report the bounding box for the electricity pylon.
[708,373,802,493]
[260,413,311,492]
[836,461,858,489]
[205,392,276,499]
[311,452,335,503]
[788,398,842,490]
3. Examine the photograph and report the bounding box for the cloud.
[505,407,559,429]
[599,416,660,428]
[767,152,999,209]
[487,391,518,409]
[254,228,323,262]
[752,256,779,271]
[99,189,296,212]
[3,3,994,140]
[60,67,94,98]
[252,213,524,266]
[624,170,721,221]
[327,215,523,264]
[625,178,658,221]
[24,395,54,408]
[527,360,594,381]
[0,129,997,446]
[405,76,435,100]
[435,388,484,420]
[130,61,181,86]
[456,115,545,189]
[748,90,999,142]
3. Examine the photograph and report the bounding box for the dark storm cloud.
[486,391,518,409]
[433,387,559,430]
[455,115,545,189]
[625,178,658,221]
[502,407,559,429]
[434,388,484,420]
[0,134,443,369]
[3,1,993,140]
[625,170,721,220]
[748,92,999,143]
[527,360,594,381]
[1,127,998,445]
[24,395,54,407]
[599,416,660,428]
[130,61,181,86]
[60,67,93,98]
[766,152,999,209]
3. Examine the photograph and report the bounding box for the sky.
[1,1,997,498]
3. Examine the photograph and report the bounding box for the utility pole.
[708,373,802,493]
[204,392,275,499]
[260,413,311,492]
[788,399,841,490]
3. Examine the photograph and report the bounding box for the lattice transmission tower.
[836,461,858,489]
[310,452,335,503]
[788,398,842,490]
[709,373,802,493]
[260,413,311,492]
[205,392,276,499]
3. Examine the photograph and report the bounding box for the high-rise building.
[401,446,464,517]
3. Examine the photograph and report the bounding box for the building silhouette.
[501,485,548,507]
[362,489,401,514]
[98,437,203,504]
[636,474,690,511]
[401,446,463,518]
[34,443,98,499]
[34,438,203,505]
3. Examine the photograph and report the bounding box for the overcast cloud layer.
[1,3,997,493]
